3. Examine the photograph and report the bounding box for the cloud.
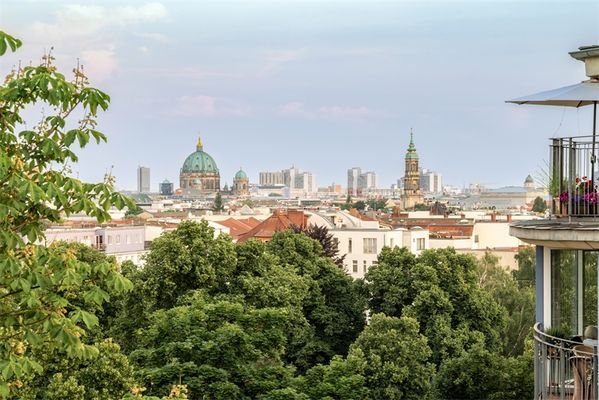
[278,102,382,121]
[135,32,170,44]
[146,66,243,80]
[174,95,252,117]
[261,48,306,74]
[30,2,167,40]
[81,47,118,82]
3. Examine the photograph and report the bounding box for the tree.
[14,339,136,400]
[435,344,533,400]
[212,192,224,212]
[292,224,345,268]
[108,221,237,352]
[532,196,547,213]
[0,32,133,396]
[476,252,534,357]
[346,314,434,400]
[266,231,367,371]
[366,247,507,365]
[125,203,144,218]
[130,292,296,399]
[513,246,535,288]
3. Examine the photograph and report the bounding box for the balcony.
[533,323,597,399]
[550,136,599,218]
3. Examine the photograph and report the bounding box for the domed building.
[180,137,220,196]
[233,168,249,196]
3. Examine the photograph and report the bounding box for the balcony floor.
[510,218,599,249]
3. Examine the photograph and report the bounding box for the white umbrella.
[506,79,599,180]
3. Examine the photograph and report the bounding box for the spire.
[406,128,418,159]
[196,135,203,151]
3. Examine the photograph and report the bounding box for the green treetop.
[0,31,132,396]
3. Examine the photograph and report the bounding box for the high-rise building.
[401,130,424,210]
[420,169,443,194]
[260,166,316,197]
[347,167,361,196]
[137,166,150,193]
[259,171,284,185]
[347,168,376,196]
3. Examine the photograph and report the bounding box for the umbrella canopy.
[506,80,599,107]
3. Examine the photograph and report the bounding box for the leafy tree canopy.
[0,31,132,396]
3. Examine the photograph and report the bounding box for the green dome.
[181,150,219,173]
[405,131,418,160]
[235,169,248,180]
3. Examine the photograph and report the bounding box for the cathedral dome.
[234,169,248,180]
[181,137,219,173]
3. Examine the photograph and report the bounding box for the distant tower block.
[401,130,424,210]
[137,166,150,193]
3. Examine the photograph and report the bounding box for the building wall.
[44,225,147,265]
[137,166,150,193]
[259,171,284,186]
[473,222,523,249]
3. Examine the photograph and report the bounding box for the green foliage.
[476,252,535,356]
[294,354,369,399]
[513,246,535,288]
[435,344,533,400]
[212,192,224,212]
[366,198,387,211]
[130,292,296,399]
[14,339,136,399]
[348,314,434,399]
[413,203,429,211]
[125,203,144,218]
[366,247,507,365]
[532,196,547,213]
[292,224,345,268]
[0,32,133,395]
[267,231,367,371]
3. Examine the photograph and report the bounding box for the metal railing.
[551,136,599,217]
[534,323,597,399]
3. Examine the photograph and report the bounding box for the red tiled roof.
[217,218,261,239]
[237,209,308,242]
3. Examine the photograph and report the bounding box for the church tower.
[401,130,424,210]
[233,168,250,196]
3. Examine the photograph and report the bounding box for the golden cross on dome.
[197,135,203,151]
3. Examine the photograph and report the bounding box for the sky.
[2,0,599,191]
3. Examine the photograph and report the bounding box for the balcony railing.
[533,323,597,399]
[551,136,599,217]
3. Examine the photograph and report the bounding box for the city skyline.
[2,1,599,190]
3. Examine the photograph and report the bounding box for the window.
[390,238,394,248]
[363,260,367,273]
[107,235,112,244]
[352,260,358,273]
[116,235,120,244]
[416,238,425,250]
[348,238,353,253]
[363,238,377,254]
[125,235,129,244]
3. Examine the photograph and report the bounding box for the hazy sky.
[2,0,599,190]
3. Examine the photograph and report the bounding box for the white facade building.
[307,210,429,279]
[44,225,148,266]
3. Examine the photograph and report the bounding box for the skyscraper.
[137,166,150,193]
[347,167,361,196]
